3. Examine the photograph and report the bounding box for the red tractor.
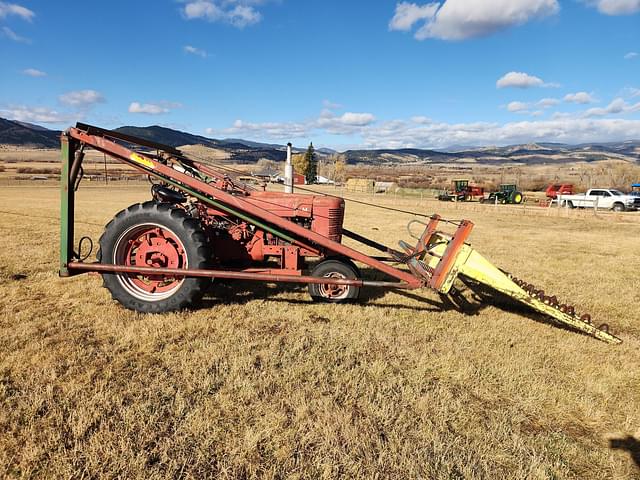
[437,179,484,202]
[56,124,622,344]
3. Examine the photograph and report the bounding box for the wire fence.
[310,184,640,224]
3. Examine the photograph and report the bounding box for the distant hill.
[13,120,53,132]
[1,117,639,165]
[223,138,288,150]
[115,125,286,163]
[115,125,223,149]
[343,148,459,164]
[222,138,339,155]
[343,142,640,165]
[0,118,60,148]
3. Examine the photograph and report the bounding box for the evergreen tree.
[304,142,317,184]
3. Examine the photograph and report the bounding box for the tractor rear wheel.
[97,201,211,313]
[308,259,360,303]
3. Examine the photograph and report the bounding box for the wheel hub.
[120,226,187,295]
[318,272,349,299]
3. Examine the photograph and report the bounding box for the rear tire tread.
[98,201,211,313]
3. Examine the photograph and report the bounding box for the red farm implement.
[59,124,621,344]
[546,183,574,199]
[437,179,484,202]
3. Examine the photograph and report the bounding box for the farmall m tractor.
[58,124,621,344]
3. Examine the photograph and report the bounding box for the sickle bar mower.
[59,123,621,344]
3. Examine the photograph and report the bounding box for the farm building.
[316,175,335,185]
[253,167,280,182]
[374,181,397,193]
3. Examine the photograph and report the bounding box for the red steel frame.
[60,123,474,293]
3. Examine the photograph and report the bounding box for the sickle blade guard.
[403,217,622,344]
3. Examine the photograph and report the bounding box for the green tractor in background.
[481,184,524,204]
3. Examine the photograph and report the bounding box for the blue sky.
[1,0,639,149]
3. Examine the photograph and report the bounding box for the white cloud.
[206,108,376,139]
[1,26,29,43]
[586,0,640,15]
[411,115,432,124]
[205,96,640,148]
[624,52,638,60]
[211,114,640,149]
[389,2,439,31]
[323,99,343,110]
[390,0,559,41]
[551,112,572,120]
[316,111,377,134]
[338,112,376,126]
[0,105,76,124]
[370,118,640,148]
[128,101,182,115]
[184,45,208,57]
[0,2,34,21]
[564,92,596,104]
[584,97,640,117]
[22,68,46,77]
[227,5,261,27]
[182,1,262,28]
[59,90,105,107]
[537,98,560,108]
[184,0,222,19]
[497,71,558,89]
[207,119,309,139]
[507,101,529,112]
[505,100,555,116]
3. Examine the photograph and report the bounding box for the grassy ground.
[0,185,639,479]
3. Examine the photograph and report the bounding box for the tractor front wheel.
[308,259,360,303]
[98,201,211,313]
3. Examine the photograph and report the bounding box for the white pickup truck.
[557,188,640,212]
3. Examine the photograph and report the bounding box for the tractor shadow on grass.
[200,267,491,315]
[456,276,607,340]
[200,268,602,338]
[609,436,640,469]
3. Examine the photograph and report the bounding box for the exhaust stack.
[284,142,293,193]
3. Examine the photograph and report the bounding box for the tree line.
[291,143,347,184]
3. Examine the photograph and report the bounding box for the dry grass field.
[1,184,639,479]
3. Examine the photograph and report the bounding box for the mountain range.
[1,117,638,166]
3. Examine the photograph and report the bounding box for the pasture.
[0,185,639,479]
